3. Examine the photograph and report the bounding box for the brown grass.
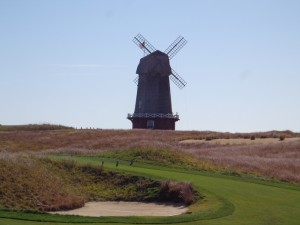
[0,153,200,212]
[159,180,196,205]
[0,127,300,183]
[184,140,300,183]
[179,137,300,145]
[0,153,84,211]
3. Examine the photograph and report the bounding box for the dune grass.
[96,147,220,172]
[0,124,73,131]
[183,139,300,183]
[1,127,300,224]
[0,153,199,214]
[1,128,299,183]
[0,153,84,212]
[51,156,300,225]
[2,155,300,225]
[0,155,233,224]
[179,137,300,145]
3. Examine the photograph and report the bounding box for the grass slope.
[97,147,220,171]
[1,156,300,225]
[0,154,197,213]
[1,128,299,183]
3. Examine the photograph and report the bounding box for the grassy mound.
[0,153,199,212]
[0,154,84,212]
[97,146,300,183]
[1,127,299,183]
[99,147,219,171]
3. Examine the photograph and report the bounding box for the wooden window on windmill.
[147,120,155,129]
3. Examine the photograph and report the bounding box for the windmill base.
[128,117,179,130]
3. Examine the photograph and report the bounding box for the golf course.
[0,126,300,225]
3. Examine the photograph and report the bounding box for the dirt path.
[50,201,188,217]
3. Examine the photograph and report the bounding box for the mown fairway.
[1,156,300,225]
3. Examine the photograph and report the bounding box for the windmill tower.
[127,34,187,130]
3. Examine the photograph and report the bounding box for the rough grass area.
[4,156,299,225]
[184,140,300,183]
[94,147,289,182]
[98,147,219,172]
[180,137,300,145]
[0,154,84,212]
[0,124,73,131]
[0,153,199,212]
[1,127,300,183]
[0,128,298,153]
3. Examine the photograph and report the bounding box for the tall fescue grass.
[185,140,300,183]
[0,152,198,212]
[1,128,298,153]
[0,153,84,212]
[98,147,219,172]
[1,128,300,183]
[0,124,73,131]
[159,180,197,205]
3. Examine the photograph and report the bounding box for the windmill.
[127,34,187,130]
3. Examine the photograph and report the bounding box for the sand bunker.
[50,201,188,217]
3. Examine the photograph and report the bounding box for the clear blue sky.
[1,0,299,132]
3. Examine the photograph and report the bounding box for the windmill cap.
[136,50,172,76]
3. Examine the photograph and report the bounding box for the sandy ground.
[179,137,300,145]
[50,201,188,217]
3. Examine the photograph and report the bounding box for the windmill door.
[147,120,155,129]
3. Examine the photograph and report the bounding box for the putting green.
[1,156,300,225]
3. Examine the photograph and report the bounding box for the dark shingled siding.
[134,74,172,114]
[134,51,173,114]
[130,50,178,130]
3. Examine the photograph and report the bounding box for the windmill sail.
[132,34,187,90]
[170,69,187,89]
[133,34,156,55]
[164,36,187,60]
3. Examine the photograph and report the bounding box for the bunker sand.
[50,201,188,217]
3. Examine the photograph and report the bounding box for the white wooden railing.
[127,113,179,119]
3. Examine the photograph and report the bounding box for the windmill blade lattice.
[164,36,187,60]
[133,34,156,55]
[170,69,187,89]
[132,34,187,89]
[133,76,139,85]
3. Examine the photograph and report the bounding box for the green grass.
[93,148,284,184]
[0,156,233,224]
[97,147,219,171]
[1,155,300,225]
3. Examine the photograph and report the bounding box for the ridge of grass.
[0,124,73,131]
[2,155,300,224]
[97,147,222,171]
[0,156,233,224]
[0,154,199,213]
[1,128,299,183]
[59,155,300,192]
[94,147,279,184]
